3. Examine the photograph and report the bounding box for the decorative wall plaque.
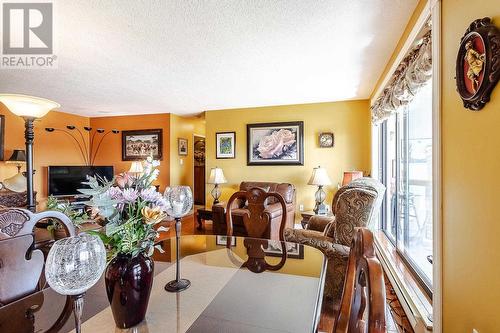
[456,17,500,111]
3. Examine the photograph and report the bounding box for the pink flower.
[140,187,162,203]
[107,186,123,201]
[116,172,133,188]
[257,132,284,159]
[276,129,295,146]
[122,188,139,203]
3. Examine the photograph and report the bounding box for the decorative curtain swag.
[371,29,432,124]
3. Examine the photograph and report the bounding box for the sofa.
[284,177,385,300]
[212,181,296,240]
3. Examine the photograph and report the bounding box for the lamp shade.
[342,171,363,186]
[128,161,144,174]
[208,167,227,184]
[0,94,60,118]
[6,150,26,164]
[308,166,332,186]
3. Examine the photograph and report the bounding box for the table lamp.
[342,171,363,186]
[308,166,331,214]
[0,94,59,212]
[6,149,26,173]
[208,167,227,204]
[128,161,144,177]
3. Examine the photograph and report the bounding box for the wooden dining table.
[0,235,326,333]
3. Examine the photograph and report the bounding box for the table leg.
[197,214,203,230]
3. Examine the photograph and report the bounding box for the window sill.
[373,230,433,332]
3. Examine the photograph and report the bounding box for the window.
[378,81,433,292]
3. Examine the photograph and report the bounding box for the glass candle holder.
[163,186,193,292]
[45,233,106,333]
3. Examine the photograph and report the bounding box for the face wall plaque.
[456,18,500,111]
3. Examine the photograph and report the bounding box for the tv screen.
[48,166,114,197]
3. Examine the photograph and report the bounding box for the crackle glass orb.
[164,186,193,218]
[45,233,106,296]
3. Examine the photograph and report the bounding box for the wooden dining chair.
[226,187,288,241]
[333,228,386,333]
[0,208,76,306]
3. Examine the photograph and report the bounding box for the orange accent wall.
[0,103,90,204]
[90,114,171,191]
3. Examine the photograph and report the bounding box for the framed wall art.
[247,121,304,166]
[264,240,304,259]
[122,129,162,161]
[216,235,237,247]
[216,131,236,159]
[319,132,334,148]
[178,138,188,156]
[456,17,500,111]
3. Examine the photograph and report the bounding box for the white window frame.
[370,1,441,331]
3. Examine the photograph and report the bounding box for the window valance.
[371,30,432,124]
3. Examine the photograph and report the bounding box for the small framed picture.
[264,240,304,259]
[216,235,237,246]
[216,132,236,159]
[178,138,188,156]
[122,129,162,161]
[319,132,334,148]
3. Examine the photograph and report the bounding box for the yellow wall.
[205,101,371,220]
[441,2,500,332]
[0,103,90,204]
[91,114,171,191]
[169,114,206,190]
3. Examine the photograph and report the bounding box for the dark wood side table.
[196,207,213,230]
[300,210,333,229]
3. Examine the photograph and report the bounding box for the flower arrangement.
[79,157,169,260]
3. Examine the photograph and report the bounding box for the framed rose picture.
[247,121,304,165]
[178,138,188,156]
[122,129,162,161]
[216,132,236,159]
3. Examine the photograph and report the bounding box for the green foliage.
[45,195,90,230]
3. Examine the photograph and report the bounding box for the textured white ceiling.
[0,0,418,116]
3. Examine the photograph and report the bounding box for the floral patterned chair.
[284,177,385,301]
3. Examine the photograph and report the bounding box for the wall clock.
[456,17,500,111]
[319,132,334,148]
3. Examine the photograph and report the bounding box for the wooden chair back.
[0,208,76,306]
[334,228,386,333]
[226,187,287,241]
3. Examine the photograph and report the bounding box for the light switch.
[179,159,183,165]
[299,204,304,212]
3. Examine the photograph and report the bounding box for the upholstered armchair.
[284,177,385,301]
[212,181,296,240]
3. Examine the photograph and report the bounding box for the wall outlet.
[299,204,304,212]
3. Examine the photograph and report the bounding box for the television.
[48,166,114,197]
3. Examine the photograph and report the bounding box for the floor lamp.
[0,94,60,212]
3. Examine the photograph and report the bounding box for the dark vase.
[105,252,154,328]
